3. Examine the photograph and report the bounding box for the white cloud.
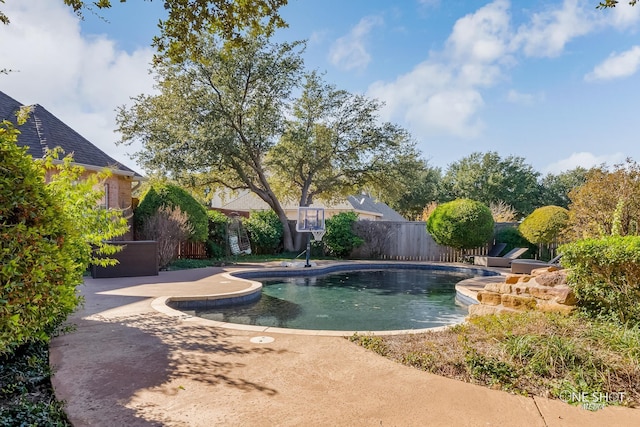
[328,15,383,71]
[0,0,155,171]
[608,1,640,28]
[544,151,626,174]
[367,1,511,139]
[506,89,544,106]
[446,0,511,65]
[585,46,640,81]
[513,0,594,58]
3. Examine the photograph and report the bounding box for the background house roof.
[212,189,406,221]
[0,91,142,178]
[347,194,407,222]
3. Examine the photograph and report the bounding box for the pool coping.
[151,261,508,337]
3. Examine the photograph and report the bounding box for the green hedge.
[427,199,494,250]
[323,212,363,258]
[243,210,283,254]
[206,210,229,258]
[135,183,208,242]
[560,236,640,325]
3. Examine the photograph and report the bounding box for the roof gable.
[0,91,141,177]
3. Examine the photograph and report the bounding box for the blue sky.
[2,0,639,176]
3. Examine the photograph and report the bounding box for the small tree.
[323,212,364,258]
[519,205,569,260]
[243,210,283,254]
[142,206,193,270]
[427,199,494,254]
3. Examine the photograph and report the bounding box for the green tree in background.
[266,70,423,228]
[440,151,541,217]
[565,159,640,239]
[539,167,589,209]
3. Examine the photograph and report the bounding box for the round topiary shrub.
[519,205,569,245]
[135,183,208,242]
[1,125,79,354]
[427,199,494,250]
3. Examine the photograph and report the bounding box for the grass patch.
[0,340,70,426]
[349,311,640,408]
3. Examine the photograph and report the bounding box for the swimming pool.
[172,266,489,331]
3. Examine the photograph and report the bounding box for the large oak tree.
[117,36,420,251]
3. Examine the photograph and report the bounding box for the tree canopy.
[118,35,420,251]
[266,71,422,209]
[565,159,640,239]
[61,0,288,62]
[539,167,589,209]
[439,151,541,217]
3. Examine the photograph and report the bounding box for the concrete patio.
[49,262,640,426]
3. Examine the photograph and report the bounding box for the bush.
[141,206,193,270]
[494,227,536,258]
[560,236,640,325]
[135,183,208,242]
[426,199,494,250]
[243,210,283,254]
[206,210,229,259]
[323,212,364,258]
[519,205,569,245]
[1,125,78,354]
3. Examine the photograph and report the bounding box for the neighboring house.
[211,189,407,221]
[0,91,145,239]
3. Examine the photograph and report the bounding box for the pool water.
[191,269,474,331]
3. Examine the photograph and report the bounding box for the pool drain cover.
[250,336,275,344]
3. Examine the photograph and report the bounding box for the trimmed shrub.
[135,183,208,242]
[560,236,640,325]
[1,125,77,354]
[519,205,569,245]
[243,210,283,254]
[427,199,494,250]
[323,212,364,258]
[206,210,229,259]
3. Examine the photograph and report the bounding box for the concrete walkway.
[49,263,640,426]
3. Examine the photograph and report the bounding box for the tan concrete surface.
[49,263,640,426]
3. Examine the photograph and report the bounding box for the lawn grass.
[350,311,640,409]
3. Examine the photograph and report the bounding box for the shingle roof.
[0,91,142,177]
[347,194,408,221]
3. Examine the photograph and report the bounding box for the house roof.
[0,91,143,179]
[347,194,408,222]
[212,189,406,221]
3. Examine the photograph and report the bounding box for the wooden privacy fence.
[350,221,493,262]
[177,241,208,259]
